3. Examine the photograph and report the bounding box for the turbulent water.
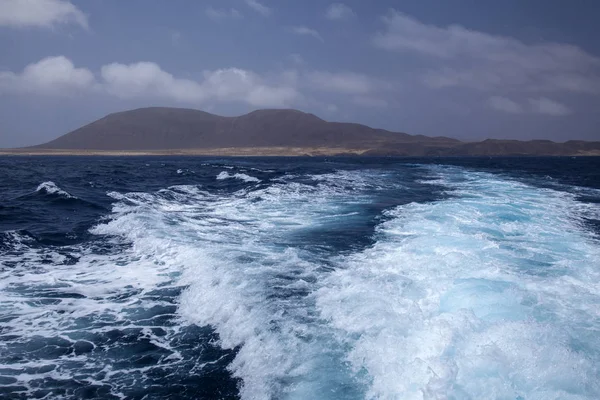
[1,156,599,400]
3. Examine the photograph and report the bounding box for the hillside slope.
[38,107,457,151]
[25,107,600,156]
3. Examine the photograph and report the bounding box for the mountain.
[34,107,458,151]
[5,107,600,156]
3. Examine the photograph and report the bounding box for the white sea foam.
[4,166,600,399]
[202,163,235,169]
[0,237,177,337]
[0,170,376,398]
[0,230,182,397]
[94,175,379,399]
[78,169,425,398]
[216,171,261,183]
[316,165,600,399]
[311,169,399,192]
[35,181,75,198]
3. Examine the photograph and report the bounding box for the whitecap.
[35,181,75,199]
[216,171,261,183]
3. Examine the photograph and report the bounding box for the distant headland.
[2,107,599,156]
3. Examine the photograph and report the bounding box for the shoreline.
[0,147,371,157]
[1,147,599,157]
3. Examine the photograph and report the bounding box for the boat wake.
[1,163,599,399]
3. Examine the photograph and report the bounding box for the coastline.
[1,147,599,157]
[0,147,371,157]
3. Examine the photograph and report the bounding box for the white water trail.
[6,165,600,399]
[316,165,600,399]
[92,171,389,399]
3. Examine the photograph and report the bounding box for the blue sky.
[1,0,599,147]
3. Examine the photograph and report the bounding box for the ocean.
[1,156,599,400]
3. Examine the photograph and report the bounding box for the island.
[2,107,599,156]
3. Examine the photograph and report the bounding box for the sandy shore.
[1,147,599,157]
[0,147,371,157]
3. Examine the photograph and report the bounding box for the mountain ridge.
[4,107,600,156]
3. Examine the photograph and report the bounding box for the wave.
[96,173,383,399]
[202,163,235,169]
[2,169,382,399]
[35,181,75,199]
[0,230,36,254]
[4,165,599,399]
[23,181,105,212]
[316,165,600,399]
[216,171,261,183]
[0,224,194,398]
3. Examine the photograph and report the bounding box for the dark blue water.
[1,156,599,399]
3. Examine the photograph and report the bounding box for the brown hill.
[36,107,458,151]
[16,107,600,156]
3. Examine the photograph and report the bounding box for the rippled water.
[0,156,599,399]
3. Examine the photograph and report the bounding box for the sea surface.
[1,156,599,400]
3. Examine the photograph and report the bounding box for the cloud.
[290,26,323,42]
[487,96,571,116]
[206,7,242,21]
[244,0,271,16]
[305,71,390,108]
[307,71,376,94]
[102,62,298,107]
[0,0,87,29]
[0,56,94,94]
[100,62,206,102]
[1,56,401,111]
[201,68,298,107]
[375,10,600,95]
[0,56,299,107]
[326,3,355,20]
[488,96,523,114]
[529,97,571,116]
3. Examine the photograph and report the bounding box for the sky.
[1,0,599,147]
